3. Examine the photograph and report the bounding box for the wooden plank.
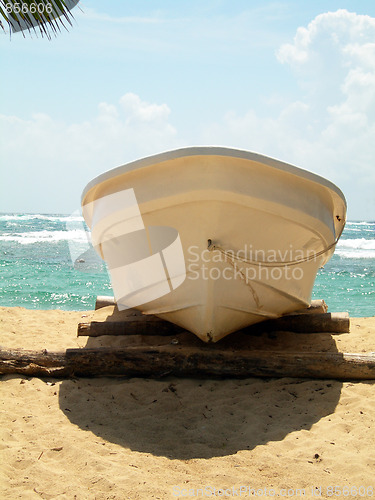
[77,316,186,337]
[94,297,329,314]
[252,312,350,334]
[77,312,350,337]
[289,299,328,315]
[0,346,374,380]
[95,296,117,310]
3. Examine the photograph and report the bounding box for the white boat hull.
[82,147,346,342]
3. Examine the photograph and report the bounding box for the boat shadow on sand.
[59,326,343,460]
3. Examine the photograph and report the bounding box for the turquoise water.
[0,214,112,310]
[0,214,374,316]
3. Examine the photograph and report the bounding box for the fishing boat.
[81,146,346,342]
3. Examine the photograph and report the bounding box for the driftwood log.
[77,312,350,337]
[0,346,374,380]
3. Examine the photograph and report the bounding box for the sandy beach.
[1,307,374,499]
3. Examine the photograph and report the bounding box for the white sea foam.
[345,228,374,233]
[0,214,84,222]
[336,250,375,259]
[337,238,375,250]
[0,229,89,244]
[336,237,375,258]
[346,221,375,227]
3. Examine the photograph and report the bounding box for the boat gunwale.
[81,146,347,209]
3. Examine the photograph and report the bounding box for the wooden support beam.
[0,346,374,380]
[78,316,186,337]
[95,296,117,310]
[289,299,328,315]
[94,297,329,314]
[77,312,350,338]
[253,312,350,334]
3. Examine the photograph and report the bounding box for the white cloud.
[119,93,172,123]
[277,9,375,69]
[1,10,375,219]
[201,10,375,220]
[0,93,179,213]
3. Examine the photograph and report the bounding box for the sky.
[1,0,374,220]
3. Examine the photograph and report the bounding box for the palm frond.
[0,0,80,38]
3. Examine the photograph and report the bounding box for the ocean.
[0,214,374,316]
